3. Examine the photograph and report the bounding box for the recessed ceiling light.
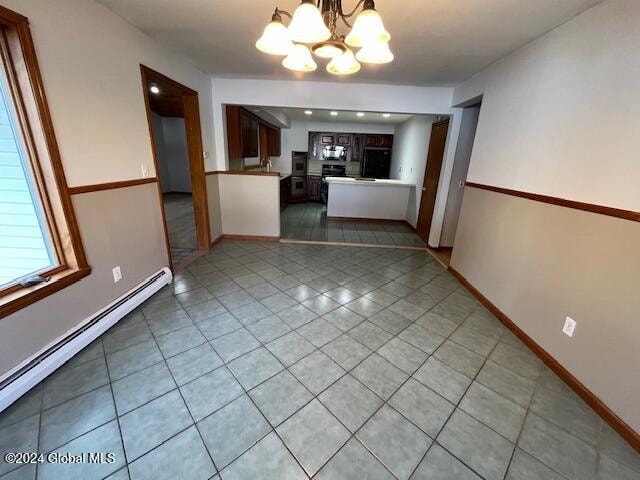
[304,110,313,115]
[149,85,160,95]
[356,112,365,117]
[330,111,339,116]
[382,113,391,118]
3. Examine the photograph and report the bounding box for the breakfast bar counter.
[325,176,414,220]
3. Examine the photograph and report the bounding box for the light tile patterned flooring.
[164,193,197,264]
[281,202,426,247]
[1,240,638,480]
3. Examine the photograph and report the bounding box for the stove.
[321,164,346,203]
[321,164,346,178]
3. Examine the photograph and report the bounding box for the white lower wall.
[218,174,280,237]
[327,182,411,221]
[390,116,437,227]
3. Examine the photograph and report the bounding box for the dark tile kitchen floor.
[1,240,638,480]
[281,202,426,248]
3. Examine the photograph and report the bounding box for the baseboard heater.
[0,267,172,413]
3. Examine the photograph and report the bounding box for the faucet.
[266,159,273,172]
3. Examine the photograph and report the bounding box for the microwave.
[322,145,348,161]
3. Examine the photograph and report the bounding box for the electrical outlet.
[112,266,122,283]
[562,317,576,337]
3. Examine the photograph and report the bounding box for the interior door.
[416,119,450,242]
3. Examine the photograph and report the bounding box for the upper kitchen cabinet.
[226,105,258,160]
[351,134,363,162]
[308,132,320,161]
[336,133,351,145]
[364,134,394,148]
[266,125,281,157]
[226,105,281,165]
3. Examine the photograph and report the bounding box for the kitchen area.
[224,105,440,247]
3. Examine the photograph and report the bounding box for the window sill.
[0,267,91,319]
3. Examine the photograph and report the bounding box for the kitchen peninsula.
[325,177,415,220]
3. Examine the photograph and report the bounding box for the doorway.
[416,118,450,245]
[140,65,210,269]
[438,102,482,265]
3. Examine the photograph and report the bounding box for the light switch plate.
[112,266,122,283]
[562,317,576,337]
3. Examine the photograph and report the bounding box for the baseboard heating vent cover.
[0,267,172,412]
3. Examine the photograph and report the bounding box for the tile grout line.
[102,337,133,479]
[140,309,223,477]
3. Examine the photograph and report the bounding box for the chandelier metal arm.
[338,0,367,19]
[273,7,292,20]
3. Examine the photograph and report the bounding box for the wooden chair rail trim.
[466,182,640,222]
[68,178,158,195]
[449,265,640,453]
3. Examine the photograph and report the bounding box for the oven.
[290,176,307,198]
[291,151,308,176]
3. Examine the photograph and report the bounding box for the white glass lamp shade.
[356,40,394,64]
[327,49,361,75]
[256,20,293,55]
[345,8,390,48]
[288,2,331,44]
[313,41,344,59]
[282,44,317,72]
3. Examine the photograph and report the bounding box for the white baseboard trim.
[0,267,172,413]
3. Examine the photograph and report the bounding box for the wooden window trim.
[0,5,89,318]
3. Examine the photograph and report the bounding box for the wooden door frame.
[139,65,211,271]
[416,118,450,243]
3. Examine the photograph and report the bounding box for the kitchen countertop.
[324,176,415,188]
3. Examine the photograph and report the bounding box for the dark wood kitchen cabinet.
[320,133,335,145]
[239,110,258,157]
[364,134,394,148]
[308,132,320,161]
[307,175,322,201]
[267,126,281,157]
[336,133,351,145]
[351,134,363,161]
[226,105,281,166]
[226,105,258,161]
[280,176,291,211]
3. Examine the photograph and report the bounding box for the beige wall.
[449,0,640,433]
[0,0,211,378]
[217,175,280,238]
[451,187,640,432]
[0,0,215,185]
[0,184,168,377]
[206,174,223,241]
[453,0,640,211]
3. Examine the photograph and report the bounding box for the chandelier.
[256,0,393,75]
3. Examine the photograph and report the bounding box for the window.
[0,65,55,286]
[0,6,88,317]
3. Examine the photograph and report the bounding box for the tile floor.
[1,240,638,480]
[163,193,197,263]
[281,202,426,247]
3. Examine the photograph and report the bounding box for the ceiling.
[278,107,413,124]
[98,0,602,86]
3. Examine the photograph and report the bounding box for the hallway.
[163,193,197,264]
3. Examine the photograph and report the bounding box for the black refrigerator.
[361,148,392,178]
